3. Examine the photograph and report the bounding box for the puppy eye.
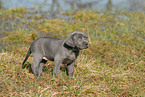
[77,37,82,40]
[84,36,88,39]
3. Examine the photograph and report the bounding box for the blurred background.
[0,0,145,13]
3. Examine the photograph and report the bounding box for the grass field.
[0,7,145,96]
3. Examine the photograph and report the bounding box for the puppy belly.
[43,57,48,60]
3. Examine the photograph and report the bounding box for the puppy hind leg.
[38,59,47,77]
[31,54,42,76]
[31,61,39,76]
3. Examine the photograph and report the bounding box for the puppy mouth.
[76,43,89,50]
[84,43,89,48]
[79,45,89,50]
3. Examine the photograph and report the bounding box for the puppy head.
[65,31,89,50]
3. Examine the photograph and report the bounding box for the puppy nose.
[85,42,89,46]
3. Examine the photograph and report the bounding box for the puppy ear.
[65,32,76,47]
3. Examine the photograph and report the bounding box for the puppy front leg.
[66,61,75,78]
[53,59,62,76]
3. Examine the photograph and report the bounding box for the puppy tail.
[22,47,31,68]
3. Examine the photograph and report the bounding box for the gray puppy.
[22,31,89,77]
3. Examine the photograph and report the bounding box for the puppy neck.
[63,43,79,52]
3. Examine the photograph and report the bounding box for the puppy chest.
[62,58,74,64]
[64,54,76,64]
